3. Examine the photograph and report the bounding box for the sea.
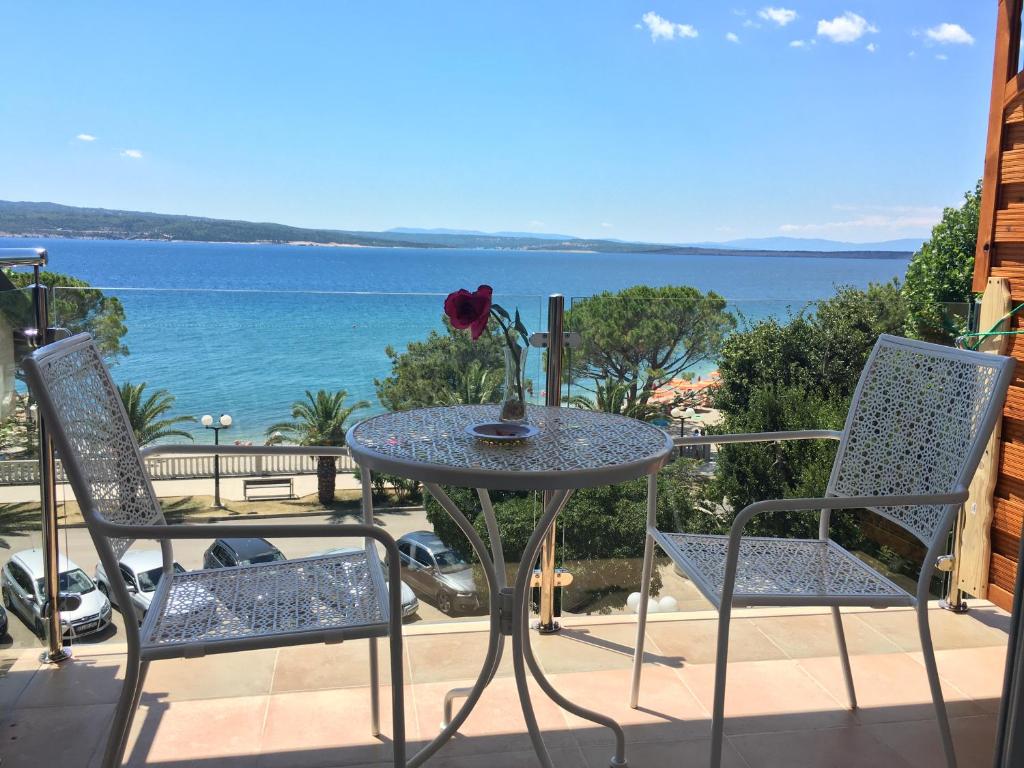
[0,237,909,442]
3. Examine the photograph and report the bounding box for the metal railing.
[0,449,356,485]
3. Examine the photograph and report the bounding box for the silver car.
[318,547,419,619]
[1,549,112,639]
[95,549,186,622]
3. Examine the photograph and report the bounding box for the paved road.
[0,507,464,652]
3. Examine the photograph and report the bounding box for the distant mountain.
[388,227,577,241]
[691,236,925,253]
[0,200,913,260]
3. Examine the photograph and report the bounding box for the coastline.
[0,232,912,260]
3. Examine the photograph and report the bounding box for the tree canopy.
[375,319,510,411]
[6,269,128,359]
[901,181,980,343]
[565,285,734,413]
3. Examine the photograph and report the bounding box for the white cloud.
[926,23,974,45]
[75,133,96,142]
[866,42,877,53]
[742,19,760,29]
[789,39,807,48]
[779,207,941,235]
[935,53,949,61]
[120,149,143,159]
[641,11,698,42]
[758,7,797,26]
[817,12,878,44]
[725,32,740,44]
[600,222,613,229]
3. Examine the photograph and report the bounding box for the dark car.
[0,602,7,638]
[203,538,286,569]
[395,531,481,615]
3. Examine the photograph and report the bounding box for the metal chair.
[629,334,1015,768]
[23,334,406,768]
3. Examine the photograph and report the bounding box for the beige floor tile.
[681,658,856,734]
[910,646,1008,713]
[552,666,710,745]
[856,607,1009,652]
[273,640,407,692]
[534,623,662,675]
[0,702,113,768]
[797,652,983,724]
[122,695,268,767]
[406,631,513,684]
[0,653,39,714]
[646,618,787,665]
[750,612,902,659]
[581,737,748,768]
[259,686,409,768]
[15,654,125,707]
[144,648,278,701]
[865,714,998,768]
[410,676,574,757]
[729,725,914,768]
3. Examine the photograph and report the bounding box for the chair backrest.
[22,333,165,557]
[827,334,1015,547]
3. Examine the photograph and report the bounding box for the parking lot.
[0,507,471,652]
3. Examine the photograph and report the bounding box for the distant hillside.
[0,200,913,260]
[706,236,925,253]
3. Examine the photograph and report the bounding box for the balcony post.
[537,294,565,633]
[33,269,71,663]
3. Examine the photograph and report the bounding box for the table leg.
[511,488,629,768]
[410,483,504,768]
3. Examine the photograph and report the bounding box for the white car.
[318,547,419,619]
[1,549,112,638]
[95,550,217,624]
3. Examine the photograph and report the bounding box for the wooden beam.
[958,278,1012,597]
[974,0,1024,291]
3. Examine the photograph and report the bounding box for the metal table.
[347,404,674,768]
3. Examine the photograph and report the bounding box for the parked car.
[95,549,213,623]
[203,538,286,569]
[1,549,111,638]
[395,531,481,615]
[0,603,8,638]
[317,547,419,619]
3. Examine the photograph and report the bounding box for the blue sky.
[0,2,995,243]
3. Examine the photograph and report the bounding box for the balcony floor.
[0,603,1010,768]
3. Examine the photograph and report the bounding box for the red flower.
[444,285,493,340]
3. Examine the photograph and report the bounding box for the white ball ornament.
[658,595,679,613]
[626,592,642,613]
[646,600,662,614]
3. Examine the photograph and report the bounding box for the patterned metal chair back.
[23,334,165,557]
[827,334,1014,547]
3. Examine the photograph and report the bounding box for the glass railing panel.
[0,285,45,652]
[46,287,545,635]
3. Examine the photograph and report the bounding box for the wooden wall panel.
[972,0,1024,611]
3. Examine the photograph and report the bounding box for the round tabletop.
[346,404,675,491]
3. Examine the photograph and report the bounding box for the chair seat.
[651,531,914,609]
[140,549,389,659]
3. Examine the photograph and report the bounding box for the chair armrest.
[730,487,969,535]
[675,429,842,447]
[140,444,351,459]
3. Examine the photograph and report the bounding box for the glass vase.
[500,343,528,422]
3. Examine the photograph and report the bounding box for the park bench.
[243,477,295,501]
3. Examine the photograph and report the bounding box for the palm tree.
[266,389,369,505]
[442,361,503,405]
[118,382,196,446]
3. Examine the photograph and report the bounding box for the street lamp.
[201,413,232,508]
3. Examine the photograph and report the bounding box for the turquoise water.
[0,237,909,441]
